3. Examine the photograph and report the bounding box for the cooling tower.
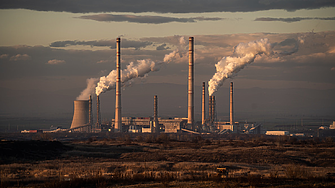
[202,82,205,125]
[230,82,234,125]
[70,100,89,130]
[115,37,122,132]
[188,37,194,130]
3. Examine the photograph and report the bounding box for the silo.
[70,100,89,130]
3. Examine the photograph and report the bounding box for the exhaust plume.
[208,38,273,96]
[96,59,160,96]
[95,36,186,96]
[76,36,187,99]
[163,36,187,63]
[76,78,99,100]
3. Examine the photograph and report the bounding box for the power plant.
[69,37,261,134]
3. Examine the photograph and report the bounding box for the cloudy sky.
[1,0,335,125]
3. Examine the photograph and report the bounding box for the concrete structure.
[188,37,194,130]
[216,122,261,134]
[216,122,236,133]
[209,96,212,123]
[164,118,187,133]
[89,95,93,125]
[211,96,216,123]
[115,37,122,132]
[230,82,234,126]
[239,122,261,134]
[142,125,152,133]
[265,131,289,136]
[70,100,90,131]
[202,82,205,125]
[112,117,186,133]
[96,95,101,129]
[153,95,159,133]
[330,121,335,129]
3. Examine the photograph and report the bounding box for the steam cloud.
[75,36,187,99]
[76,78,99,100]
[163,37,186,62]
[208,38,273,96]
[96,59,161,96]
[96,37,186,96]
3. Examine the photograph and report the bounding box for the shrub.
[135,135,143,142]
[284,165,310,179]
[145,134,156,143]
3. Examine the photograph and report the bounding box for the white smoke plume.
[163,36,187,63]
[76,78,99,100]
[76,36,187,99]
[208,38,273,96]
[95,36,187,96]
[95,59,161,96]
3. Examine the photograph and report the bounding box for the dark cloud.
[156,44,169,50]
[50,39,152,49]
[0,45,114,79]
[255,17,335,23]
[278,38,298,46]
[78,14,224,24]
[1,0,334,13]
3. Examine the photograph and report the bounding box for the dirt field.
[1,133,335,187]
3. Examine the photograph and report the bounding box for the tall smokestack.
[153,95,159,133]
[96,95,100,129]
[230,82,234,125]
[188,37,194,130]
[209,96,212,123]
[89,95,93,132]
[202,82,205,125]
[212,96,216,123]
[89,95,92,124]
[115,38,122,132]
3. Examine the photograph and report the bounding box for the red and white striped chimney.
[115,38,122,132]
[153,95,159,133]
[188,37,194,130]
[208,96,212,123]
[230,82,234,125]
[202,82,205,125]
[212,96,216,123]
[96,95,100,129]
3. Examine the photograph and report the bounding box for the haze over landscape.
[1,0,335,130]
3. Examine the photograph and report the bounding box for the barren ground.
[1,133,335,187]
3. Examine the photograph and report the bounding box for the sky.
[1,0,335,126]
